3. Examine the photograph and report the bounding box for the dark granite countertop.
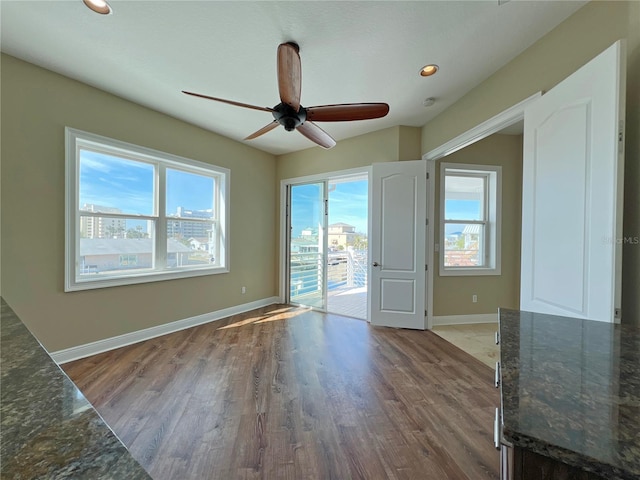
[499,308,640,480]
[0,299,151,479]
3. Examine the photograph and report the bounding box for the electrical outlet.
[472,294,477,303]
[241,286,246,294]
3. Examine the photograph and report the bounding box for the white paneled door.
[521,40,626,323]
[370,160,427,329]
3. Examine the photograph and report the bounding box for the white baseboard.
[432,313,498,326]
[51,296,280,364]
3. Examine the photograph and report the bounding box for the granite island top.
[0,299,151,479]
[499,308,640,480]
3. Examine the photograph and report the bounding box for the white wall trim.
[422,91,542,161]
[432,313,498,326]
[51,296,280,364]
[426,160,435,329]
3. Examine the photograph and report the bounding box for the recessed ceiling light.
[420,64,439,77]
[83,0,113,15]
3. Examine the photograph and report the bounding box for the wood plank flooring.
[63,305,500,480]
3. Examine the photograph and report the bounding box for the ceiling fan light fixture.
[420,64,439,77]
[83,0,112,15]
[183,41,389,149]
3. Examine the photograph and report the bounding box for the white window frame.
[65,127,229,291]
[439,162,501,276]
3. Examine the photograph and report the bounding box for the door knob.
[372,262,380,267]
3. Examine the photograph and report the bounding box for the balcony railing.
[290,250,367,302]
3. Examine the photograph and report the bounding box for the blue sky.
[290,180,368,237]
[81,150,479,238]
[290,183,481,238]
[290,183,324,237]
[79,150,213,215]
[444,200,481,221]
[329,180,368,233]
[444,200,482,235]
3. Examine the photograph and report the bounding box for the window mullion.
[156,164,167,269]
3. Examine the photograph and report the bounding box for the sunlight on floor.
[217,306,309,330]
[432,323,499,368]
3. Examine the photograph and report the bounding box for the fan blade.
[277,43,302,112]
[306,103,389,122]
[245,121,279,140]
[297,121,336,149]
[182,91,274,112]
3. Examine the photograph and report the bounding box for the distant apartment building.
[80,204,126,239]
[328,222,356,249]
[300,227,317,239]
[167,207,214,239]
[79,238,194,273]
[290,238,319,254]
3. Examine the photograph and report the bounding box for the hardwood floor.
[63,305,500,480]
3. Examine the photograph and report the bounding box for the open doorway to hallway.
[326,175,368,320]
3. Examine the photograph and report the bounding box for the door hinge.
[424,310,427,317]
[618,120,625,154]
[425,264,428,271]
[426,218,429,226]
[426,172,430,180]
[324,199,328,216]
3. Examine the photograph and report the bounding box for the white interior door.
[521,40,626,323]
[370,160,427,329]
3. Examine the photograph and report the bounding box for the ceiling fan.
[182,42,390,149]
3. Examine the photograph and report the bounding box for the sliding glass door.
[285,173,369,318]
[288,182,327,309]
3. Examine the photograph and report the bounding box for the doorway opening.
[326,175,368,320]
[286,173,368,320]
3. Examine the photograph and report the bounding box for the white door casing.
[521,40,626,323]
[370,160,427,329]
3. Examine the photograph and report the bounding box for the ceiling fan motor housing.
[273,103,307,131]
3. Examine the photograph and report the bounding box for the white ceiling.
[1,1,586,155]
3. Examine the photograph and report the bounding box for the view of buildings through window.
[66,128,228,290]
[79,204,217,273]
[441,163,501,274]
[443,178,485,268]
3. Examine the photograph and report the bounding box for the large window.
[65,128,229,291]
[440,163,501,276]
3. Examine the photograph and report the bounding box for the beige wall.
[422,1,640,326]
[276,125,422,181]
[433,134,522,316]
[1,54,278,351]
